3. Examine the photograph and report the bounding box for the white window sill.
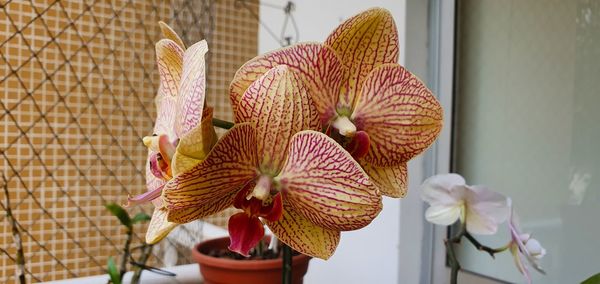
[41,223,229,284]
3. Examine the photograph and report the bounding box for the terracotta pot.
[192,237,311,284]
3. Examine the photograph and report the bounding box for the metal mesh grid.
[0,0,258,282]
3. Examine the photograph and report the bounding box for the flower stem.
[130,243,153,284]
[282,243,293,284]
[447,224,466,284]
[2,173,26,284]
[120,227,133,280]
[212,118,234,130]
[464,232,506,258]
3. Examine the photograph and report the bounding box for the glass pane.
[454,0,600,283]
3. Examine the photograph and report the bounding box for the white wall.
[259,1,409,283]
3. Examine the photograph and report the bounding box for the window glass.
[454,0,600,283]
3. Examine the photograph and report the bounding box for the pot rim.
[192,236,311,270]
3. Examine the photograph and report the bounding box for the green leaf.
[131,212,151,224]
[105,203,131,228]
[107,256,121,284]
[582,272,600,284]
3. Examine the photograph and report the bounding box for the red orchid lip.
[227,212,265,257]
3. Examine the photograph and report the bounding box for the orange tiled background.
[0,0,258,282]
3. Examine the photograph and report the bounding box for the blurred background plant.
[104,203,153,284]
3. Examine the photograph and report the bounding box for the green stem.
[464,232,506,258]
[447,224,466,284]
[3,174,26,284]
[282,243,293,284]
[256,239,264,258]
[119,227,133,281]
[131,244,153,284]
[212,118,234,130]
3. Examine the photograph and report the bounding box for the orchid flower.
[420,174,509,235]
[126,22,216,244]
[230,8,443,197]
[162,65,382,259]
[507,199,546,283]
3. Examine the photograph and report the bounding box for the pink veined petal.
[166,191,238,224]
[228,212,265,257]
[162,123,258,210]
[235,65,321,173]
[176,40,209,137]
[145,208,177,244]
[156,39,183,98]
[324,7,399,109]
[152,86,178,140]
[277,130,382,231]
[158,21,185,49]
[266,202,340,260]
[360,162,408,198]
[352,64,443,167]
[230,43,346,124]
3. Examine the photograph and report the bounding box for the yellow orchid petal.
[266,203,340,260]
[158,21,185,49]
[360,162,408,198]
[176,40,209,137]
[235,65,321,173]
[162,123,257,209]
[324,7,399,109]
[230,43,346,123]
[176,108,217,159]
[278,130,382,231]
[352,64,443,167]
[171,153,200,178]
[156,39,183,98]
[172,106,217,176]
[166,192,237,224]
[146,208,177,244]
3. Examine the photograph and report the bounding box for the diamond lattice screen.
[0,0,258,282]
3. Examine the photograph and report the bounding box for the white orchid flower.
[420,174,510,235]
[507,199,546,284]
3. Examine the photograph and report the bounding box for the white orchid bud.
[524,238,546,260]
